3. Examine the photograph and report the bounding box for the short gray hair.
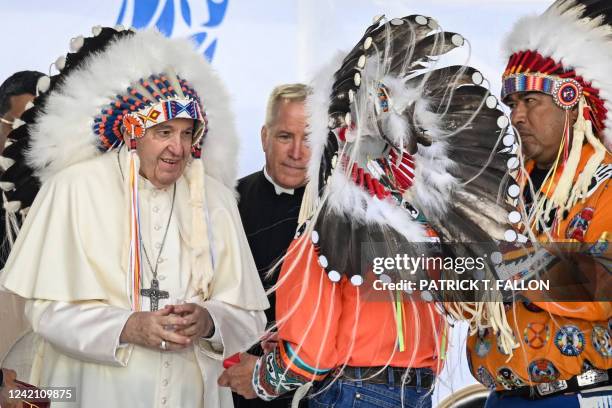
[264,83,310,126]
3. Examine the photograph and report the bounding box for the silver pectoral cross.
[140,279,169,311]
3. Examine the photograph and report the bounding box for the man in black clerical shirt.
[235,83,310,408]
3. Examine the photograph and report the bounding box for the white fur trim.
[305,52,346,193]
[408,137,458,220]
[306,49,459,238]
[27,29,238,190]
[325,170,429,241]
[503,0,612,149]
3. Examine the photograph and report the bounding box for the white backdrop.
[0,0,551,405]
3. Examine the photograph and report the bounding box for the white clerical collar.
[263,167,294,195]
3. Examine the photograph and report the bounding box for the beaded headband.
[501,50,606,132]
[501,73,583,110]
[122,99,203,137]
[93,73,207,154]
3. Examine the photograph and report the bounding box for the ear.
[260,125,268,152]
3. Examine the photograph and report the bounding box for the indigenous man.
[466,1,612,406]
[234,83,310,408]
[221,14,516,408]
[0,27,268,407]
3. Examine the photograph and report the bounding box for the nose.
[167,132,185,156]
[510,101,526,128]
[288,137,307,160]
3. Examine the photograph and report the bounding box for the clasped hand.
[120,303,214,351]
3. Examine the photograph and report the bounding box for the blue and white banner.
[115,0,229,61]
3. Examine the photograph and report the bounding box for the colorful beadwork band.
[122,99,203,139]
[93,74,206,150]
[501,74,583,110]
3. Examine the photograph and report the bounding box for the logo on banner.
[116,0,229,61]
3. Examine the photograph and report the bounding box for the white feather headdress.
[502,0,612,148]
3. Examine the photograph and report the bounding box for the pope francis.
[0,27,268,407]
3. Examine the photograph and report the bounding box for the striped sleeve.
[252,340,332,400]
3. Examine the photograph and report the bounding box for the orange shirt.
[526,144,612,243]
[275,237,445,378]
[467,145,612,391]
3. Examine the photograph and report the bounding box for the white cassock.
[0,149,269,407]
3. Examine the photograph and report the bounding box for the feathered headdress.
[501,0,612,233]
[300,16,521,280]
[0,26,238,310]
[278,15,528,358]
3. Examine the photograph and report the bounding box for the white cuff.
[196,299,266,360]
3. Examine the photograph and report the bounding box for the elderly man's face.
[506,91,577,169]
[0,93,35,154]
[261,100,310,189]
[136,118,194,188]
